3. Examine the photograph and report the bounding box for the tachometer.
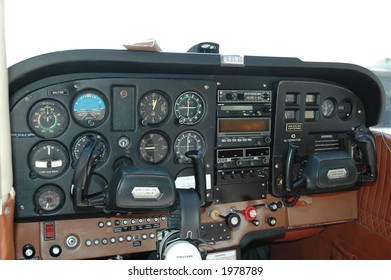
[139,91,169,125]
[72,90,107,128]
[139,132,169,164]
[29,100,69,138]
[174,130,206,164]
[174,91,205,125]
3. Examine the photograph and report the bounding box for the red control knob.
[242,206,257,221]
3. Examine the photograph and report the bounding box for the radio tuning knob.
[226,93,235,100]
[237,93,245,100]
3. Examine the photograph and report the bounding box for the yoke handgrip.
[284,142,299,193]
[185,150,206,206]
[352,125,377,181]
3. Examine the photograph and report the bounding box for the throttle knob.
[242,206,257,221]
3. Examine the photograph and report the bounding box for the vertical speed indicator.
[174,91,205,125]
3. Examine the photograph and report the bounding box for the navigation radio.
[217,90,272,148]
[214,90,273,203]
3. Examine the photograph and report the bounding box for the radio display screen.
[218,118,270,133]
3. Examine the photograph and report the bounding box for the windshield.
[4,0,391,68]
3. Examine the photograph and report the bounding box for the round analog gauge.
[139,91,169,125]
[29,141,69,178]
[174,130,206,164]
[321,98,336,118]
[139,132,169,164]
[72,133,108,165]
[29,100,69,138]
[72,90,107,128]
[174,91,205,125]
[34,185,64,213]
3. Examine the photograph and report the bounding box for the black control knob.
[49,245,62,257]
[226,93,235,100]
[240,170,246,178]
[267,217,277,227]
[221,172,226,180]
[22,244,36,259]
[268,202,278,212]
[226,213,241,228]
[237,93,245,100]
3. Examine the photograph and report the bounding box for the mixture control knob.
[267,217,277,227]
[225,213,241,228]
[242,206,258,221]
[49,245,62,257]
[22,244,36,259]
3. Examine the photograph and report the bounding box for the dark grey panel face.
[8,50,383,221]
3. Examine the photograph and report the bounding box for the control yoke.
[70,135,207,212]
[283,124,376,196]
